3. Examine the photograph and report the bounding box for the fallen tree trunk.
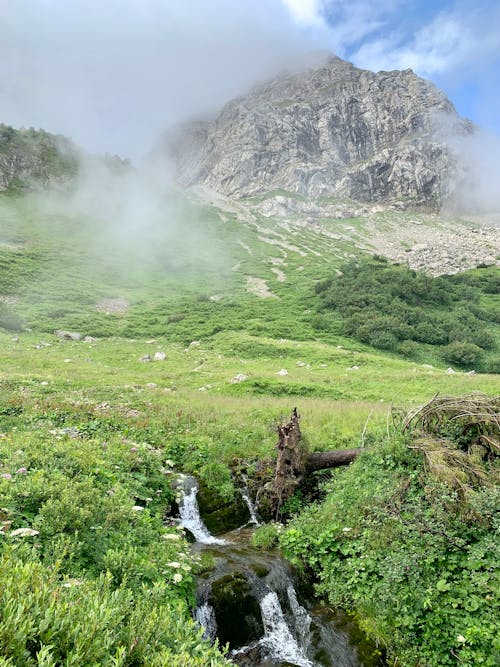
[305,449,360,472]
[271,408,360,516]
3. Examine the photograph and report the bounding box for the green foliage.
[251,523,283,550]
[441,341,484,369]
[315,258,499,369]
[0,430,230,665]
[198,462,235,502]
[280,437,500,666]
[0,548,230,666]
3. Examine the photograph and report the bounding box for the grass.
[0,186,499,665]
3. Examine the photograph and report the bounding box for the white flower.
[457,635,466,643]
[162,533,180,541]
[181,564,191,572]
[167,561,181,568]
[131,505,144,512]
[173,573,183,584]
[342,527,352,532]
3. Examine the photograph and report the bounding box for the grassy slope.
[0,190,499,665]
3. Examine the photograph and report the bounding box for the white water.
[287,584,312,650]
[195,602,217,642]
[259,591,314,667]
[240,488,260,526]
[178,481,227,545]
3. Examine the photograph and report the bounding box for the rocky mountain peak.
[164,55,471,210]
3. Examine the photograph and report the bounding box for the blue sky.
[283,0,500,134]
[0,0,498,157]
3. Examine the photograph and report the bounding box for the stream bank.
[176,475,383,667]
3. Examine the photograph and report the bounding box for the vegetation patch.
[314,257,499,371]
[280,394,499,667]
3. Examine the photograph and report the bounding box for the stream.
[177,475,377,667]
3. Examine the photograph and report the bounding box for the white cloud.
[0,0,327,158]
[280,0,326,27]
[352,4,500,78]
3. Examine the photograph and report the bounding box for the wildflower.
[167,561,181,568]
[130,446,138,452]
[10,528,39,537]
[131,505,144,512]
[457,635,466,643]
[173,573,183,583]
[1,473,12,480]
[342,527,352,532]
[16,467,27,474]
[181,564,191,572]
[162,533,180,541]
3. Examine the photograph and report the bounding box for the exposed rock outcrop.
[0,124,79,192]
[164,55,471,210]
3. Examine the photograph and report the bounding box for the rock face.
[164,56,471,209]
[0,124,79,192]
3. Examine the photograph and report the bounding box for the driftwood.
[272,408,360,516]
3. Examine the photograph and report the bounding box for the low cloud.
[0,1,326,160]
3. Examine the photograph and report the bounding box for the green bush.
[280,438,500,666]
[313,259,499,365]
[441,341,484,369]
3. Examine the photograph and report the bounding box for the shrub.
[441,341,484,369]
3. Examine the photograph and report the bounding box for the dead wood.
[271,408,360,516]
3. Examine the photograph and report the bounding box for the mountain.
[164,55,471,210]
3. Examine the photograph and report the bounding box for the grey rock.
[153,351,166,361]
[164,55,471,209]
[55,330,82,341]
[230,373,249,383]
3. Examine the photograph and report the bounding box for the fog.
[0,0,327,161]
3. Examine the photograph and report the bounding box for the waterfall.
[240,487,260,526]
[287,584,312,650]
[179,474,363,666]
[259,591,313,667]
[178,477,227,545]
[195,602,217,643]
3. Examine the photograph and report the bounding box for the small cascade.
[240,487,261,526]
[259,590,313,667]
[195,602,217,643]
[287,584,312,650]
[178,476,227,545]
[176,475,373,666]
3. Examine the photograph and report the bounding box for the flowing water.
[177,476,374,667]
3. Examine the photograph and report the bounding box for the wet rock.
[196,483,250,535]
[209,573,264,648]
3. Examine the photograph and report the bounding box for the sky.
[1,0,499,160]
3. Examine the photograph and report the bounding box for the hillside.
[0,124,80,192]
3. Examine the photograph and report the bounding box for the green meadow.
[0,188,499,666]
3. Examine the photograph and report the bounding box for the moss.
[209,573,263,647]
[196,483,249,534]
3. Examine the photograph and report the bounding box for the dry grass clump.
[404,393,499,493]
